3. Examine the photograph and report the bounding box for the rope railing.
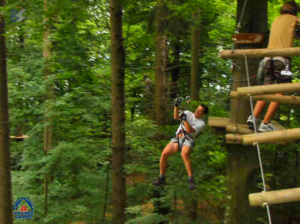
[244,54,272,224]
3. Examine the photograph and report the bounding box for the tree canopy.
[2,0,300,223]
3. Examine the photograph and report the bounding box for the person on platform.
[247,1,300,132]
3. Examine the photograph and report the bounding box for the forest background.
[1,0,300,223]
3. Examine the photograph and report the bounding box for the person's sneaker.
[188,178,196,190]
[152,176,166,186]
[247,115,260,130]
[258,122,276,132]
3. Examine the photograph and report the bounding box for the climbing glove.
[174,97,182,107]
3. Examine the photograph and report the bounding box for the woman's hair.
[280,1,298,16]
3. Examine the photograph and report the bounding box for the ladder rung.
[230,91,300,104]
[237,83,300,96]
[220,47,300,58]
[243,128,300,145]
[249,187,300,206]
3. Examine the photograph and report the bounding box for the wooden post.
[226,134,243,143]
[220,47,300,58]
[208,117,229,128]
[243,128,300,145]
[249,188,300,206]
[223,1,268,222]
[237,83,300,96]
[226,125,254,134]
[230,91,300,104]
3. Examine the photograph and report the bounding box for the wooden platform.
[208,117,229,128]
[208,117,288,145]
[230,91,300,105]
[208,117,285,130]
[10,135,29,142]
[237,83,300,96]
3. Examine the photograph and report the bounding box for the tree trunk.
[225,146,259,224]
[170,42,180,99]
[110,0,126,223]
[173,192,177,223]
[43,0,53,216]
[16,24,25,137]
[153,2,170,219]
[43,0,54,155]
[154,0,168,126]
[191,12,200,101]
[153,188,170,224]
[225,0,268,223]
[0,0,13,222]
[294,149,299,187]
[273,147,278,189]
[188,199,198,221]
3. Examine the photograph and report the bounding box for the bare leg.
[160,142,178,175]
[181,146,193,177]
[254,100,267,118]
[263,94,282,123]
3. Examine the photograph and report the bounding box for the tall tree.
[0,0,13,222]
[225,0,268,223]
[191,12,200,100]
[110,0,126,223]
[170,41,180,99]
[15,19,25,138]
[154,0,168,125]
[43,0,53,216]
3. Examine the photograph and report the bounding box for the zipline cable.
[237,0,249,33]
[231,0,250,139]
[244,54,272,224]
[232,0,249,50]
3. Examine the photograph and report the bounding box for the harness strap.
[176,125,194,151]
[264,56,287,65]
[177,124,186,152]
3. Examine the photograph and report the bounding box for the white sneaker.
[258,123,276,132]
[247,115,260,130]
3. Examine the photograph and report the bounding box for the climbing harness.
[176,96,192,151]
[257,57,291,85]
[244,55,272,224]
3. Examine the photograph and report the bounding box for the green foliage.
[5,0,300,223]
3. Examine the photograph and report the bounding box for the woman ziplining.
[153,97,209,189]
